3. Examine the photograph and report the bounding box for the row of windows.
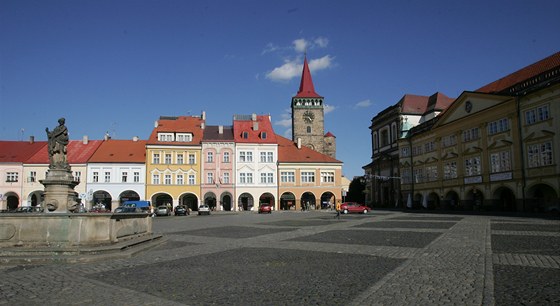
[149,171,337,185]
[6,171,82,183]
[157,132,193,142]
[152,152,197,165]
[92,171,141,183]
[402,142,553,183]
[151,151,276,165]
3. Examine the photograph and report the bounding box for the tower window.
[307,126,311,133]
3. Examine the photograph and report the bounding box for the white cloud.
[293,38,308,53]
[266,55,334,82]
[354,99,372,108]
[314,37,329,48]
[309,55,334,71]
[324,104,336,114]
[265,59,301,82]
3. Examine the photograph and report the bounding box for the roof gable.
[0,141,47,163]
[89,139,147,163]
[233,115,277,143]
[25,140,103,164]
[434,92,512,127]
[202,125,234,142]
[277,134,341,164]
[399,94,429,114]
[147,116,205,145]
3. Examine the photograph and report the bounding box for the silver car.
[198,204,211,215]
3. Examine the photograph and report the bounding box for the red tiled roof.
[233,115,277,143]
[324,131,336,138]
[25,140,103,164]
[425,92,455,113]
[477,51,560,93]
[294,56,322,98]
[147,116,205,145]
[399,94,430,114]
[0,141,47,163]
[89,139,147,163]
[277,134,341,164]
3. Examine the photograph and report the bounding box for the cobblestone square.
[0,211,558,305]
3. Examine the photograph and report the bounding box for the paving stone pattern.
[0,211,558,305]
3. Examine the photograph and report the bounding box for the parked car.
[14,206,44,213]
[114,206,141,213]
[258,204,272,214]
[340,202,370,214]
[90,203,110,213]
[198,204,211,215]
[155,205,171,216]
[174,205,189,216]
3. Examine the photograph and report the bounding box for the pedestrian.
[334,202,341,219]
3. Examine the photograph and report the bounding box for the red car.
[340,202,370,214]
[258,204,272,214]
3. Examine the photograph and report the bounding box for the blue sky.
[1,0,559,178]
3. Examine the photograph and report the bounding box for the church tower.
[291,56,336,158]
[292,56,325,152]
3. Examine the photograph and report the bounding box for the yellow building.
[145,115,205,211]
[398,52,560,212]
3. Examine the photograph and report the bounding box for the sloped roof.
[147,116,205,145]
[398,94,430,114]
[88,139,147,163]
[425,92,455,113]
[294,56,322,98]
[476,51,560,94]
[203,125,234,142]
[0,141,47,163]
[233,115,277,144]
[324,131,336,138]
[25,140,103,164]
[277,134,342,164]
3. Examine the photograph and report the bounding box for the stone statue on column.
[46,117,70,170]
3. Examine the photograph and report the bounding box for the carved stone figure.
[46,117,70,170]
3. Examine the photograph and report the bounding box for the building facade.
[87,138,147,210]
[365,93,454,207]
[396,52,560,212]
[233,114,278,211]
[145,115,205,211]
[201,125,236,211]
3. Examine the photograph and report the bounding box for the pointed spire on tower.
[295,55,321,98]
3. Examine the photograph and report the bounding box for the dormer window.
[261,132,267,139]
[242,132,249,139]
[158,133,174,142]
[176,133,193,142]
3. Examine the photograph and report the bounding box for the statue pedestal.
[40,169,79,213]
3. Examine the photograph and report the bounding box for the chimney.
[82,135,89,144]
[218,125,223,134]
[104,133,110,141]
[253,122,259,131]
[132,136,139,142]
[201,122,205,129]
[29,136,34,144]
[297,138,301,149]
[202,111,206,120]
[251,113,257,121]
[154,120,158,128]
